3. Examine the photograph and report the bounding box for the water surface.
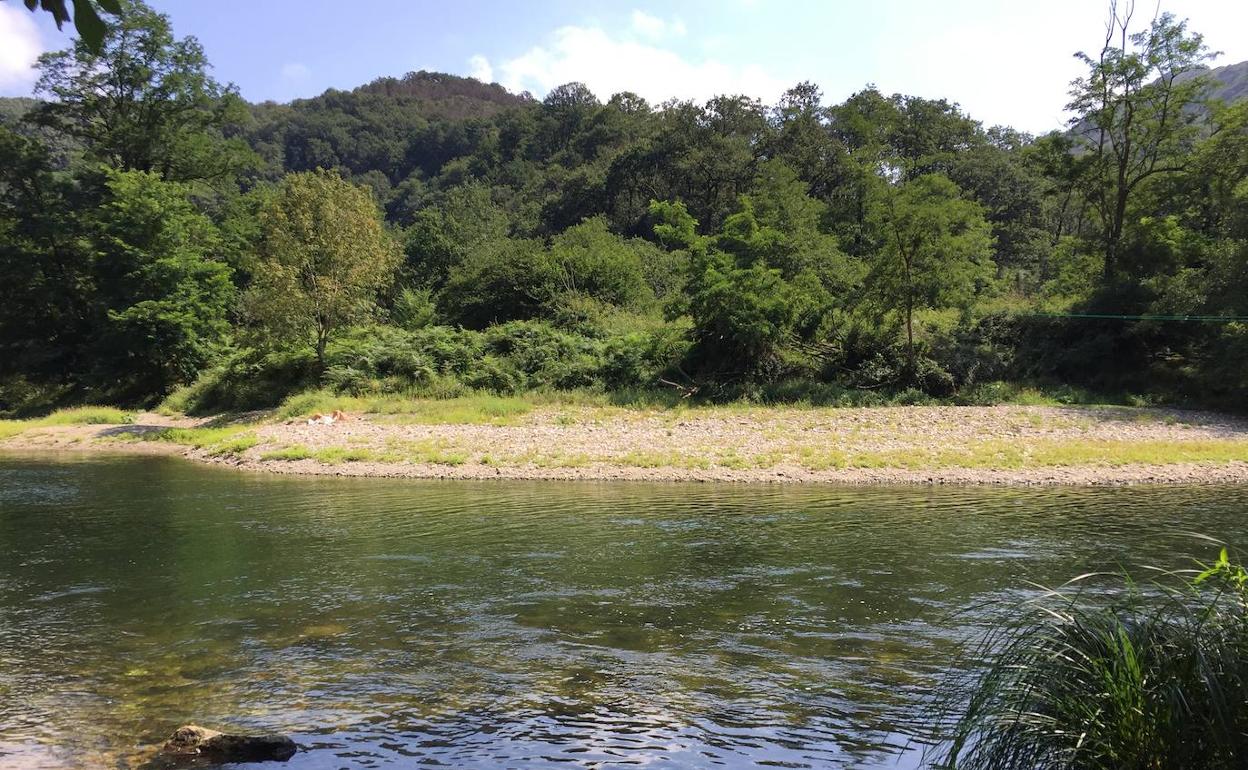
[0,454,1243,768]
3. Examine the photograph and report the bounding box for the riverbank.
[4,402,1248,485]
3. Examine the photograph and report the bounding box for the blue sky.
[2,0,1247,134]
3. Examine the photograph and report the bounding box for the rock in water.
[160,725,296,764]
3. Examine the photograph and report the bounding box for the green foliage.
[400,182,509,288]
[866,174,995,374]
[32,0,255,185]
[437,219,659,329]
[0,126,94,386]
[160,347,316,414]
[390,286,436,331]
[88,168,235,400]
[4,0,1248,410]
[438,237,556,328]
[1067,11,1214,280]
[167,320,688,411]
[547,217,652,309]
[0,406,133,440]
[245,169,402,365]
[17,0,122,54]
[685,252,813,377]
[932,554,1248,770]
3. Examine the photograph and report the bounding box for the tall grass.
[928,550,1248,769]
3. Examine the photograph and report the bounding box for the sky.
[2,0,1248,134]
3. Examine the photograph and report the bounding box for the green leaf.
[30,0,71,28]
[70,0,106,54]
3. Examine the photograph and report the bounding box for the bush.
[0,376,73,418]
[324,326,434,392]
[405,326,485,375]
[931,551,1248,770]
[891,387,934,406]
[482,320,603,389]
[461,355,524,394]
[391,286,436,330]
[438,238,557,328]
[162,347,318,414]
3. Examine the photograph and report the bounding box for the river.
[1,453,1243,768]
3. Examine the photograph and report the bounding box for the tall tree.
[1067,3,1213,280]
[87,168,235,399]
[0,126,92,384]
[32,0,253,185]
[245,170,401,367]
[867,174,994,375]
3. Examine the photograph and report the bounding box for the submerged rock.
[156,725,296,765]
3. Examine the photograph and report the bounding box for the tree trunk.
[905,296,915,385]
[1104,188,1128,282]
[315,325,329,371]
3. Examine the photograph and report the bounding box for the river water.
[0,454,1243,768]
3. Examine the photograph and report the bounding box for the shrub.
[930,551,1248,770]
[482,320,604,389]
[390,286,436,330]
[461,355,524,394]
[323,326,434,393]
[547,216,653,308]
[161,347,318,414]
[438,238,557,328]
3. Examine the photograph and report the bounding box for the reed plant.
[929,549,1248,769]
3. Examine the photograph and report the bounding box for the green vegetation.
[258,445,313,462]
[786,438,1248,472]
[12,0,123,54]
[931,551,1248,769]
[273,389,534,425]
[244,170,403,367]
[0,406,133,440]
[115,424,259,457]
[259,440,467,466]
[2,2,1247,419]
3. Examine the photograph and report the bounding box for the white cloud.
[496,24,786,106]
[280,62,310,81]
[468,53,493,83]
[0,4,45,95]
[631,10,685,39]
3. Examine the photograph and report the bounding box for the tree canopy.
[2,0,1248,412]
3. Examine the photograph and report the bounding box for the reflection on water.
[0,454,1243,768]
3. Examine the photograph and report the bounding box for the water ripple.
[0,455,1244,768]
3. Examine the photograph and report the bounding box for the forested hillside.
[2,1,1247,415]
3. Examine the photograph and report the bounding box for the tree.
[547,216,651,309]
[767,82,849,201]
[949,130,1053,289]
[437,238,557,329]
[685,252,817,378]
[1067,4,1214,281]
[32,0,254,185]
[0,126,93,384]
[657,196,832,378]
[866,174,994,375]
[401,182,509,290]
[245,170,402,367]
[87,168,234,399]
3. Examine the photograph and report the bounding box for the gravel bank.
[5,404,1248,486]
